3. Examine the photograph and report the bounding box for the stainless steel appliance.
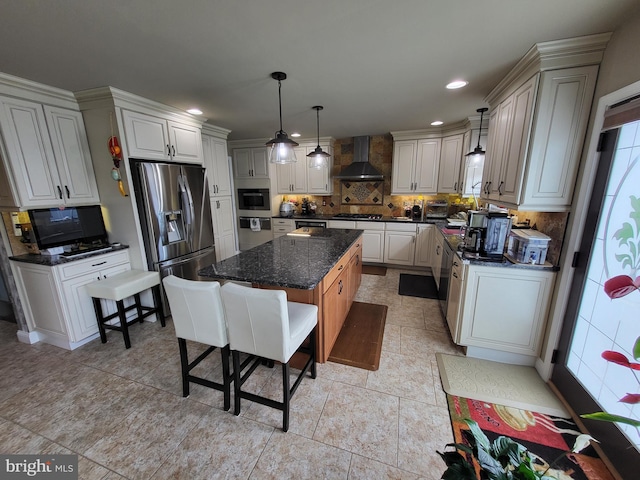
[333,213,383,220]
[295,220,327,229]
[131,160,217,312]
[439,240,453,313]
[426,201,448,219]
[481,213,512,258]
[279,201,294,217]
[238,216,272,250]
[237,188,270,210]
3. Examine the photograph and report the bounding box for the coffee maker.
[463,210,487,253]
[481,213,512,258]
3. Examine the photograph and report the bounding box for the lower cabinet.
[384,223,416,265]
[272,218,295,239]
[211,197,236,261]
[456,264,556,361]
[414,224,435,268]
[11,250,131,350]
[433,230,444,289]
[356,221,385,263]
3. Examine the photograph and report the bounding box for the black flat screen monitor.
[28,205,108,250]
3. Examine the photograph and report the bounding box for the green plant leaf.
[440,461,478,480]
[492,436,528,469]
[630,195,640,231]
[465,419,491,452]
[514,462,538,480]
[581,411,640,427]
[614,222,634,244]
[634,336,640,361]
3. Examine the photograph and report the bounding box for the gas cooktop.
[333,213,383,220]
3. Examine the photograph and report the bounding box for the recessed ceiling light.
[431,120,444,126]
[291,132,301,138]
[187,108,203,115]
[446,80,468,90]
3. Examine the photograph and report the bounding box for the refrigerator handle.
[179,172,196,249]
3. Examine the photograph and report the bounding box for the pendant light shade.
[465,107,488,164]
[307,106,330,169]
[266,72,298,164]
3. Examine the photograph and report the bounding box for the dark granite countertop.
[9,244,130,267]
[273,214,446,225]
[199,229,363,290]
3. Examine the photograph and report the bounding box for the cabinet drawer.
[385,222,417,232]
[57,250,130,280]
[322,252,350,293]
[273,218,295,227]
[348,236,363,260]
[273,226,293,234]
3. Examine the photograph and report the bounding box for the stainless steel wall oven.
[237,188,270,210]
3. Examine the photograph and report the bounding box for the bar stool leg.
[152,285,166,327]
[282,362,291,432]
[221,345,231,411]
[92,297,107,344]
[134,293,144,323]
[117,300,131,349]
[177,338,190,397]
[232,350,242,416]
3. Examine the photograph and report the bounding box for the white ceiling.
[1,0,639,142]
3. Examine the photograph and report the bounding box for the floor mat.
[328,301,387,371]
[362,265,387,276]
[436,353,568,417]
[398,273,438,299]
[446,394,615,480]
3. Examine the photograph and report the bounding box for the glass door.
[552,120,640,478]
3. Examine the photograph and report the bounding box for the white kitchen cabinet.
[272,218,295,238]
[11,249,132,350]
[433,230,443,289]
[0,97,100,208]
[482,63,599,210]
[437,134,464,194]
[457,265,555,358]
[211,197,236,261]
[202,133,232,197]
[414,224,435,268]
[356,221,385,263]
[233,147,270,179]
[460,128,487,197]
[276,143,333,194]
[391,138,441,194]
[122,109,203,163]
[383,223,416,265]
[328,220,356,229]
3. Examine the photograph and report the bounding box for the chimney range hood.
[335,136,384,180]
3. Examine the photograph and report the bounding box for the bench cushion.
[85,270,160,301]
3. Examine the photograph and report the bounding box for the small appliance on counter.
[279,199,294,217]
[300,197,315,216]
[481,213,512,258]
[507,229,551,265]
[411,204,422,220]
[425,200,449,219]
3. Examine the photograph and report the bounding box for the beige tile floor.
[0,268,464,479]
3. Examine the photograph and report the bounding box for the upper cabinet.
[122,110,203,163]
[232,147,270,179]
[276,142,333,194]
[437,134,464,194]
[391,138,441,194]
[202,125,232,197]
[480,34,607,211]
[0,95,99,209]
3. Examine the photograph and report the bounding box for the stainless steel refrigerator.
[131,160,216,312]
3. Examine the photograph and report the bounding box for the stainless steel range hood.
[335,136,384,180]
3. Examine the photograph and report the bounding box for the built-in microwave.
[237,188,270,210]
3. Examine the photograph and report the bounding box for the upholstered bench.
[85,270,164,348]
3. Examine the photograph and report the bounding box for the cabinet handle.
[167,145,171,156]
[453,272,458,279]
[103,275,107,279]
[338,264,344,271]
[498,181,504,195]
[171,145,176,157]
[325,183,328,190]
[454,182,458,191]
[57,185,63,199]
[453,261,458,267]
[356,254,359,266]
[338,279,343,295]
[91,261,107,267]
[487,181,492,194]
[65,185,70,198]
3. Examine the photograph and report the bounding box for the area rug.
[446,394,615,479]
[436,353,569,417]
[398,273,438,299]
[362,265,387,276]
[328,301,387,371]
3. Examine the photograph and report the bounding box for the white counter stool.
[162,276,232,411]
[220,282,318,432]
[85,269,164,349]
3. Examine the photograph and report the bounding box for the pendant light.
[307,106,331,169]
[465,107,488,165]
[266,72,299,164]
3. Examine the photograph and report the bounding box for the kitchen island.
[199,228,363,362]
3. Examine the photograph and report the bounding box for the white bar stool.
[220,282,318,432]
[85,269,164,349]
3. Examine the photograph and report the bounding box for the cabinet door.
[211,197,235,237]
[168,121,202,163]
[384,231,416,265]
[348,245,362,303]
[324,273,350,354]
[459,266,554,356]
[251,148,270,178]
[438,135,463,193]
[203,135,232,197]
[233,148,252,178]
[276,162,293,193]
[415,139,441,193]
[446,256,464,341]
[497,75,537,205]
[391,140,417,193]
[414,224,434,267]
[216,232,236,261]
[486,97,515,200]
[433,232,443,288]
[122,110,170,161]
[43,106,100,205]
[307,145,332,194]
[0,97,62,206]
[360,230,385,263]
